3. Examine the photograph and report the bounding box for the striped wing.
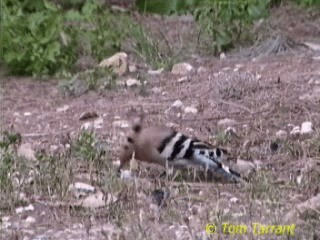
[157,131,241,182]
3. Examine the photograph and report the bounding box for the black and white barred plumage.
[119,116,242,183]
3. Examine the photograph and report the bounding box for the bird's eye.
[127,137,134,143]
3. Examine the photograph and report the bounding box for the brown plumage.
[118,116,242,182]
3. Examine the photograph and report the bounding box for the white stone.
[24,204,35,211]
[220,52,226,59]
[17,143,36,161]
[217,118,237,127]
[93,117,104,129]
[151,87,162,94]
[276,130,287,139]
[304,42,320,51]
[296,175,303,185]
[120,170,133,180]
[24,112,31,116]
[99,52,128,75]
[76,191,116,209]
[184,106,198,114]
[290,126,301,136]
[312,56,320,61]
[81,122,93,130]
[148,68,164,75]
[112,120,129,128]
[16,204,34,214]
[171,100,183,109]
[1,221,11,229]
[171,62,193,75]
[301,121,313,135]
[56,105,70,112]
[126,78,141,87]
[234,159,255,176]
[197,66,206,74]
[177,76,188,83]
[230,197,239,203]
[225,126,236,135]
[25,216,36,224]
[128,65,137,72]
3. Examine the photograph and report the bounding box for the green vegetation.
[194,0,271,53]
[1,0,319,77]
[131,26,176,70]
[1,0,131,76]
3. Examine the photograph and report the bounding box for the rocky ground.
[1,4,320,240]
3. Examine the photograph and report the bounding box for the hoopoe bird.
[118,116,242,183]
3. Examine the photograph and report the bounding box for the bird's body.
[119,117,242,183]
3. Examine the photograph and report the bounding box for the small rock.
[296,175,303,185]
[1,218,11,229]
[312,56,320,61]
[93,117,103,129]
[148,68,164,75]
[128,65,137,73]
[304,42,320,51]
[225,126,236,135]
[99,52,128,75]
[68,182,95,199]
[120,170,133,180]
[126,78,141,87]
[220,53,226,59]
[234,159,255,176]
[301,121,313,135]
[151,87,162,94]
[76,191,116,209]
[79,111,98,121]
[230,197,239,203]
[197,66,206,74]
[253,160,263,170]
[81,122,93,130]
[171,100,184,109]
[24,112,31,116]
[290,126,301,136]
[49,144,59,153]
[177,76,189,83]
[276,130,287,139]
[25,216,36,224]
[255,73,262,80]
[184,106,198,114]
[18,192,28,202]
[112,120,129,128]
[171,62,193,75]
[17,143,36,161]
[217,118,237,127]
[56,105,70,112]
[16,204,34,214]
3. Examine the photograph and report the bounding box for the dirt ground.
[1,4,320,240]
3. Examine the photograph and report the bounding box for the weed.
[131,26,176,70]
[194,0,270,54]
[1,0,132,76]
[58,67,117,96]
